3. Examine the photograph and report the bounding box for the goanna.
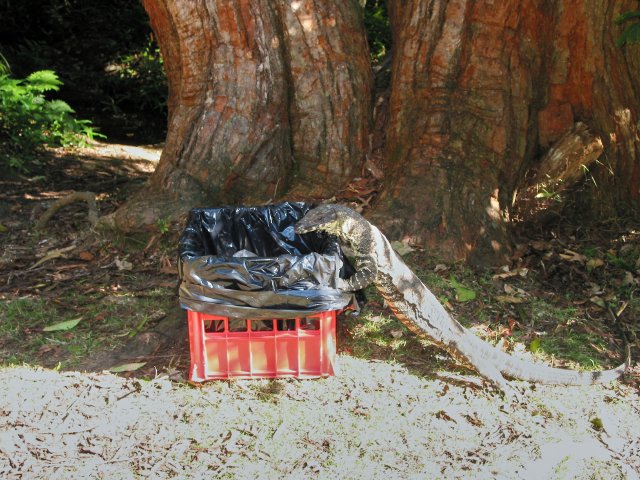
[295,204,630,393]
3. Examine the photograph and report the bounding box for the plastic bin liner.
[178,202,357,319]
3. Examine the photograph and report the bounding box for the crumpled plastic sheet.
[178,202,357,319]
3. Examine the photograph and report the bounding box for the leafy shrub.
[103,38,167,116]
[364,1,392,89]
[364,0,392,64]
[0,61,103,171]
[0,0,166,139]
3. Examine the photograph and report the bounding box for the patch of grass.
[606,251,635,271]
[536,333,610,370]
[0,297,53,363]
[414,267,449,291]
[343,305,464,378]
[349,312,406,356]
[254,380,284,403]
[527,298,579,327]
[345,259,501,372]
[506,298,614,369]
[0,288,174,369]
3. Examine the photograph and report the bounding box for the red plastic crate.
[187,310,337,381]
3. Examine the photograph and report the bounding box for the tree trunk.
[369,0,640,265]
[109,0,371,232]
[111,0,640,266]
[275,1,373,196]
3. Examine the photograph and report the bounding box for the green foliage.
[448,275,477,302]
[156,217,170,235]
[0,0,167,138]
[0,289,174,369]
[0,61,104,170]
[606,251,635,271]
[103,38,167,116]
[537,332,608,369]
[534,186,563,202]
[364,0,392,63]
[615,8,640,46]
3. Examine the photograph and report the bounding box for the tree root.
[35,191,99,230]
[530,121,603,188]
[514,122,604,222]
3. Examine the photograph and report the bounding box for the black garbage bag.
[178,202,357,319]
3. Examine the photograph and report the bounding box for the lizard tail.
[494,339,631,385]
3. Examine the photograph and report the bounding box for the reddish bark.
[370,0,640,265]
[112,0,640,266]
[110,0,371,231]
[275,0,372,196]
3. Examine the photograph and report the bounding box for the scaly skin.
[295,204,630,391]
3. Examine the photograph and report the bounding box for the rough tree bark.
[108,0,371,232]
[111,0,639,265]
[369,0,640,265]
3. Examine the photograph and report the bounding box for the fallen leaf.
[80,445,104,456]
[586,258,605,270]
[622,271,635,286]
[109,362,147,373]
[42,317,82,332]
[115,257,133,271]
[78,251,94,261]
[449,276,476,302]
[530,240,547,251]
[436,410,456,423]
[493,266,528,280]
[0,223,7,233]
[37,344,61,355]
[559,249,587,263]
[390,329,403,339]
[496,295,526,304]
[590,417,604,432]
[587,283,604,296]
[504,284,529,297]
[529,338,541,353]
[434,264,448,273]
[463,414,483,427]
[590,297,607,309]
[492,270,519,280]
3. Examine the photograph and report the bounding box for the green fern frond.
[0,53,10,75]
[25,70,63,92]
[45,99,75,115]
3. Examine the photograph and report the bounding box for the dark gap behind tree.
[364,0,392,90]
[0,0,395,147]
[0,0,167,144]
[362,0,392,185]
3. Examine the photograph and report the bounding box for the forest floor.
[1,140,640,479]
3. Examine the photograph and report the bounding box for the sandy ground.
[1,357,639,479]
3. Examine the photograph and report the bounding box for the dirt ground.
[2,360,640,479]
[1,142,639,479]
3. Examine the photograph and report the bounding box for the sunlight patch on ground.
[1,358,639,479]
[80,140,163,166]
